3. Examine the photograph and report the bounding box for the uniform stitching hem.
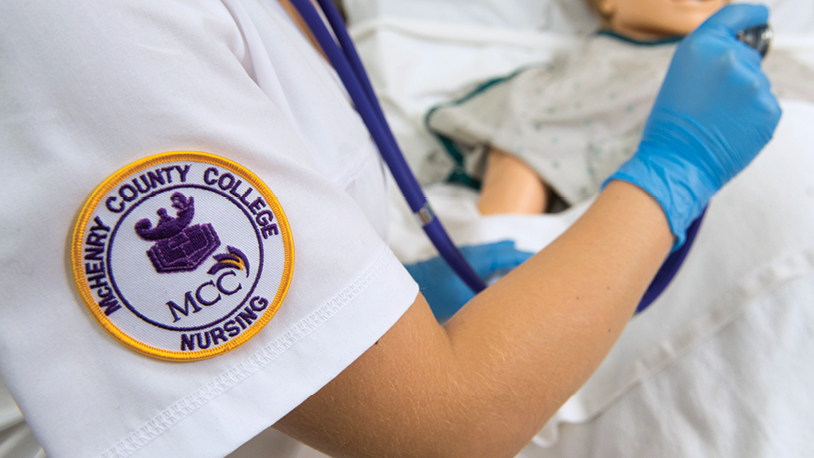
[99,246,395,458]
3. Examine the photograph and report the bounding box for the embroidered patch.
[71,152,294,361]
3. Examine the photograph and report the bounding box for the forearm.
[443,180,673,449]
[278,181,672,457]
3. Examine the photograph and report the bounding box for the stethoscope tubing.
[289,0,488,293]
[286,0,705,312]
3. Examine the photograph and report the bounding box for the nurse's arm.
[275,179,673,458]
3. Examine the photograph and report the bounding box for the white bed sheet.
[346,0,814,455]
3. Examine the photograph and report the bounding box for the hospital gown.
[426,32,814,204]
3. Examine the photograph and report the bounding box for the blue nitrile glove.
[607,4,781,248]
[404,241,533,322]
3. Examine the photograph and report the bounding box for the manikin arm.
[478,147,549,215]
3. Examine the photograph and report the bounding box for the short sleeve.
[0,1,417,457]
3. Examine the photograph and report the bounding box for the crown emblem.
[135,192,220,273]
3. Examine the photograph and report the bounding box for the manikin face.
[597,0,729,40]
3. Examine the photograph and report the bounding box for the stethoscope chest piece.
[737,25,773,57]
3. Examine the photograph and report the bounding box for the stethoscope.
[287,0,771,313]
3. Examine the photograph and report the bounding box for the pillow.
[344,0,813,35]
[344,0,598,34]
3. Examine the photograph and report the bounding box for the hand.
[608,4,781,247]
[404,241,533,322]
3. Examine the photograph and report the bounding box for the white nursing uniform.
[0,1,418,457]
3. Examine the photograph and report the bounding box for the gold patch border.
[70,151,295,362]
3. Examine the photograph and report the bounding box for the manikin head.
[587,0,729,40]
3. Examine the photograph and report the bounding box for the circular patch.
[71,152,294,361]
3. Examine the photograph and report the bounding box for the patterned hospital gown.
[426,32,814,205]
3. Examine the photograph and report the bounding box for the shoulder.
[0,2,418,456]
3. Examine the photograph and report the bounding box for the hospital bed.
[340,0,814,456]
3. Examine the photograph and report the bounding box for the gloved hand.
[404,241,533,323]
[607,4,781,248]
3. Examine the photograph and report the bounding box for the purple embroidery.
[135,192,221,273]
[208,246,250,276]
[135,193,195,241]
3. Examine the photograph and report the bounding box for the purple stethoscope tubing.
[288,0,487,293]
[287,0,704,312]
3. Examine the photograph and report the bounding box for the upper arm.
[277,294,534,458]
[275,294,466,458]
[0,2,418,456]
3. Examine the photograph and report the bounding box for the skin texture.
[276,181,673,457]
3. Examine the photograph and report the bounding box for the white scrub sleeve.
[0,1,418,457]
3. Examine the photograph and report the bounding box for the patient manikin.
[427,0,814,214]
